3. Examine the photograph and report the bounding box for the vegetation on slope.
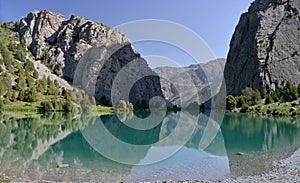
[0,22,102,114]
[226,82,300,117]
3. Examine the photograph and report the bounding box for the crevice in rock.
[262,13,284,92]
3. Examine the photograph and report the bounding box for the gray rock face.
[224,0,300,96]
[154,59,225,107]
[17,10,163,107]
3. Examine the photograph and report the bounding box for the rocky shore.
[155,148,300,183]
[1,148,300,183]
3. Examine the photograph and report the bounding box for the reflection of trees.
[0,111,226,182]
[221,114,300,154]
[0,113,97,163]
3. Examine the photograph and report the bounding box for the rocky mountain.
[154,59,225,107]
[15,10,163,107]
[224,0,300,96]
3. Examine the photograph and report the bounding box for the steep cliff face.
[16,10,163,107]
[224,0,300,96]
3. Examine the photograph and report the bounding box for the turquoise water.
[0,111,300,182]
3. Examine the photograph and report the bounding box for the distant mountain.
[224,0,300,96]
[154,58,225,107]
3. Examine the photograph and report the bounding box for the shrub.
[265,95,273,104]
[240,103,250,113]
[254,105,263,113]
[226,95,237,111]
[272,107,289,116]
[236,96,246,108]
[282,81,298,102]
[271,93,280,102]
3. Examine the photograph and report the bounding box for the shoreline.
[1,148,300,183]
[155,147,300,183]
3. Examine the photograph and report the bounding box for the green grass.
[1,101,42,114]
[1,100,115,115]
[95,106,114,115]
[0,179,10,183]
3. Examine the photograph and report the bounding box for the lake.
[0,111,300,182]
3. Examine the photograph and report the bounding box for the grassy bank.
[0,102,115,115]
[0,101,42,114]
[0,180,10,183]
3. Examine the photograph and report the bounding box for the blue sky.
[0,0,253,67]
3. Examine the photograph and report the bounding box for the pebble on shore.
[155,148,300,183]
[1,148,300,183]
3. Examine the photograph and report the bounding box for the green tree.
[25,87,38,102]
[236,96,245,108]
[0,99,3,109]
[0,73,12,96]
[26,75,34,86]
[10,90,17,102]
[33,70,39,79]
[265,95,273,105]
[64,98,74,112]
[5,89,11,101]
[37,75,48,94]
[271,93,280,102]
[41,51,49,65]
[226,95,237,111]
[15,76,26,91]
[41,101,54,111]
[24,60,35,72]
[47,80,59,95]
[52,99,63,111]
[241,87,261,106]
[282,81,298,102]
[18,89,25,101]
[62,88,72,100]
[240,103,250,113]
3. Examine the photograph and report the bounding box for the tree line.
[226,81,300,113]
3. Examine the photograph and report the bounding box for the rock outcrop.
[16,10,163,107]
[224,0,300,96]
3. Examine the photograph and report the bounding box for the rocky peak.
[224,0,300,96]
[17,10,129,77]
[18,10,66,56]
[15,10,163,107]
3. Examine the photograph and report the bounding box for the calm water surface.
[0,111,300,182]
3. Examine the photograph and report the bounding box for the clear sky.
[0,0,253,67]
